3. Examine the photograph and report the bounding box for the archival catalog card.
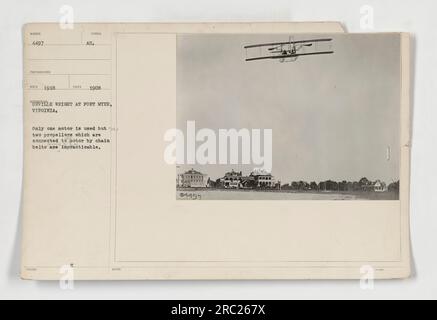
[21,22,411,280]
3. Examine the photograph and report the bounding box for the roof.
[250,168,272,176]
[224,170,242,177]
[183,169,204,175]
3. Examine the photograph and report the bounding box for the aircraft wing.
[244,38,333,49]
[245,51,334,62]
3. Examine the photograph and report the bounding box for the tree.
[298,181,309,191]
[352,181,361,191]
[338,180,348,191]
[310,182,319,191]
[359,177,370,186]
[388,180,400,192]
[291,181,299,190]
[319,181,327,191]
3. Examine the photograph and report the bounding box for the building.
[178,169,207,188]
[373,180,387,192]
[240,175,257,189]
[250,169,275,188]
[221,170,242,189]
[214,169,276,189]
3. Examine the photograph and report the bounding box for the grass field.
[176,189,399,200]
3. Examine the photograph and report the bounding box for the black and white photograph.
[3,0,437,302]
[176,34,401,200]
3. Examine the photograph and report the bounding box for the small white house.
[374,180,387,192]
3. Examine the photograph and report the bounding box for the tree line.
[281,178,399,192]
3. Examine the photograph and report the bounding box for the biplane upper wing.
[243,38,333,49]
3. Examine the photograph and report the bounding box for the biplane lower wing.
[245,51,335,62]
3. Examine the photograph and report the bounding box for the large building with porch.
[177,169,208,188]
[250,169,276,188]
[216,169,276,189]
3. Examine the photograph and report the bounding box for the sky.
[176,34,400,184]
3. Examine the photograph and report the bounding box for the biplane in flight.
[244,37,334,63]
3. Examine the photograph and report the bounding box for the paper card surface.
[21,23,410,280]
